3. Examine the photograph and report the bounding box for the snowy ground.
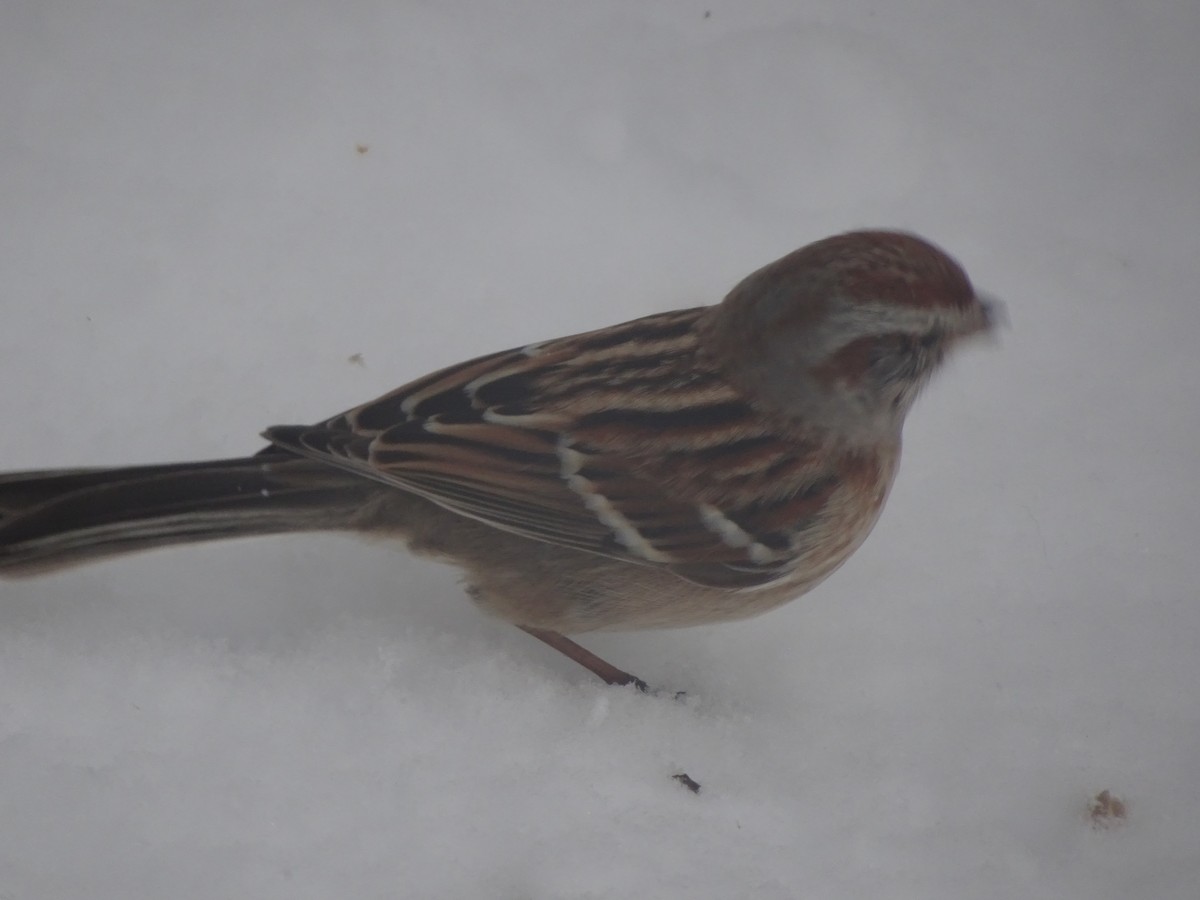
[2,2,1198,898]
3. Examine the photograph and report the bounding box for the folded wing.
[265,309,837,589]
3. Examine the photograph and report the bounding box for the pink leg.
[518,626,646,690]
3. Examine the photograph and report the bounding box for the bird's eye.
[864,330,944,390]
[864,335,915,381]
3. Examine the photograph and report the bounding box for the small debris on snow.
[1087,789,1127,830]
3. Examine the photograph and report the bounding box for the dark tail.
[0,454,381,576]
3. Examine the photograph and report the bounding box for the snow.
[2,1,1198,897]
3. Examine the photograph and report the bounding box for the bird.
[0,230,995,687]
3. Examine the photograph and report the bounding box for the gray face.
[704,231,996,444]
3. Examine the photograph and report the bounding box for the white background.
[2,2,1198,897]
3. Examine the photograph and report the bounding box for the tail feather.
[0,455,380,576]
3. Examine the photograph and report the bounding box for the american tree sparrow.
[0,231,994,686]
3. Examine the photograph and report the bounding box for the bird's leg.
[519,626,701,792]
[517,626,647,690]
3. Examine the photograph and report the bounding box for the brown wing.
[264,309,838,589]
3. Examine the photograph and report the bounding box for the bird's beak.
[972,294,1006,338]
